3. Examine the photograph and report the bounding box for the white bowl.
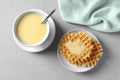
[13,9,56,52]
[57,29,103,72]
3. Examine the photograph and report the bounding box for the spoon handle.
[41,9,56,24]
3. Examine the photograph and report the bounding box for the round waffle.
[59,32,103,67]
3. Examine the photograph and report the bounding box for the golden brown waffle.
[59,32,103,67]
[74,40,103,67]
[59,32,93,61]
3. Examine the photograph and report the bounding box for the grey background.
[0,0,120,80]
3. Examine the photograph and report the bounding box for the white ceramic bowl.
[13,9,56,52]
[57,29,103,72]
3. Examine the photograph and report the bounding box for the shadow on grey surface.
[77,39,110,75]
[68,21,120,34]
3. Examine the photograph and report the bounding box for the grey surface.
[0,0,120,80]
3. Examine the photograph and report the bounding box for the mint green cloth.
[58,0,120,32]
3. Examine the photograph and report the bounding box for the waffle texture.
[59,32,103,67]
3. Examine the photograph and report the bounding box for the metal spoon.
[41,9,56,24]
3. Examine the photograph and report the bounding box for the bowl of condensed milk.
[13,9,56,52]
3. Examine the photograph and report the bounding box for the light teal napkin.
[58,0,120,32]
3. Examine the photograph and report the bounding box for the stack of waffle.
[59,32,103,67]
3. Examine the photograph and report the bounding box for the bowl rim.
[13,9,50,47]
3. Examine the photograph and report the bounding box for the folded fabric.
[58,0,120,32]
